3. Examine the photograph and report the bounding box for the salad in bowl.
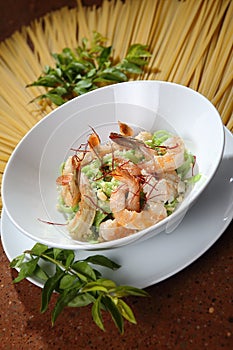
[56,121,200,243]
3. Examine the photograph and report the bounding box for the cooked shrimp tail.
[67,173,96,241]
[118,121,134,136]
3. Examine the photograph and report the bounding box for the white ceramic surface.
[1,127,232,289]
[1,81,224,250]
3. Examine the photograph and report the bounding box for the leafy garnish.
[10,243,149,333]
[26,32,151,106]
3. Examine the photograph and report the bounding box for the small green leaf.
[59,274,77,289]
[75,78,93,89]
[52,285,83,325]
[92,295,105,331]
[95,68,127,82]
[13,257,39,283]
[43,65,50,74]
[73,79,93,95]
[40,247,55,259]
[44,93,65,106]
[102,295,124,334]
[127,43,151,56]
[71,261,96,281]
[86,68,97,78]
[51,86,68,96]
[97,46,112,67]
[110,285,149,298]
[41,268,65,313]
[27,74,63,87]
[73,86,88,95]
[81,281,108,293]
[126,44,151,66]
[68,292,95,307]
[118,59,142,74]
[10,254,25,268]
[53,248,63,260]
[33,265,49,282]
[30,243,48,256]
[117,299,137,324]
[97,278,117,290]
[54,67,62,77]
[84,255,121,270]
[65,252,75,269]
[54,249,75,267]
[69,61,87,72]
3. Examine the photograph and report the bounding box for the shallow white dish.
[2,81,224,250]
[1,128,232,289]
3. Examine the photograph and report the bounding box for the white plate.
[1,127,232,289]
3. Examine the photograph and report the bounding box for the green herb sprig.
[10,243,149,333]
[26,32,151,106]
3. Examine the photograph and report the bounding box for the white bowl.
[2,81,224,250]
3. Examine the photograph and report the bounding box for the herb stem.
[13,243,149,333]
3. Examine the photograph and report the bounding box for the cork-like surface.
[1,221,232,349]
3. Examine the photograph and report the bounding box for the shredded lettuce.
[165,198,179,216]
[57,195,79,219]
[177,151,195,180]
[185,173,202,184]
[93,211,108,231]
[145,130,171,148]
[81,159,102,179]
[152,130,172,145]
[99,179,119,197]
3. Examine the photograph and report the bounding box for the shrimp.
[113,158,142,177]
[109,132,150,158]
[99,219,136,241]
[143,136,185,174]
[110,164,141,212]
[99,170,168,240]
[109,165,167,230]
[143,171,182,204]
[67,173,96,241]
[56,156,81,207]
[98,162,143,241]
[110,133,185,174]
[112,200,167,230]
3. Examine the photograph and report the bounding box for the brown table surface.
[0,1,232,349]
